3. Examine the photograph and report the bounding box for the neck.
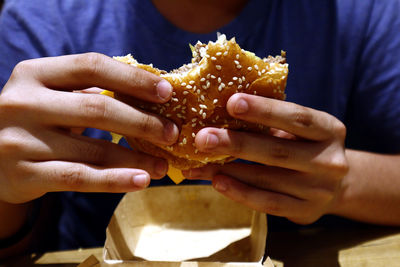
[151,0,249,33]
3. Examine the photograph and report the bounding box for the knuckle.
[231,134,245,155]
[262,198,282,215]
[293,105,313,128]
[0,130,24,155]
[60,165,86,190]
[136,114,156,135]
[325,151,349,177]
[261,101,274,121]
[0,90,30,113]
[269,142,291,161]
[11,60,36,79]
[79,95,108,123]
[332,120,347,140]
[101,172,118,191]
[74,52,106,78]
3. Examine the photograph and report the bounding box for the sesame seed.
[186,85,192,89]
[233,76,238,81]
[172,97,179,102]
[202,112,207,119]
[242,76,246,81]
[254,90,257,94]
[261,69,266,74]
[191,107,197,112]
[196,89,201,94]
[202,85,207,89]
[192,118,197,122]
[254,65,259,70]
[177,113,183,119]
[238,85,243,89]
[223,51,228,56]
[239,78,242,84]
[228,81,234,86]
[215,115,220,120]
[199,109,203,115]
[183,91,189,95]
[207,73,211,79]
[199,104,207,109]
[200,77,206,82]
[211,56,217,61]
[181,82,187,86]
[216,65,222,70]
[213,99,218,104]
[200,95,205,101]
[258,71,262,76]
[211,75,216,79]
[218,84,223,91]
[194,149,198,154]
[247,66,252,71]
[192,133,196,138]
[246,83,250,88]
[221,82,225,88]
[172,91,176,96]
[189,80,195,85]
[191,123,196,127]
[236,65,242,69]
[193,85,197,91]
[216,52,222,56]
[182,138,187,144]
[236,54,240,59]
[234,60,240,65]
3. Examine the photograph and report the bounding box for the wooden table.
[3,221,400,266]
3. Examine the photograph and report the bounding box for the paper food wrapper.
[102,185,269,266]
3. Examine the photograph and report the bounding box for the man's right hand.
[0,53,179,204]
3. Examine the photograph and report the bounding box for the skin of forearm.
[330,149,400,225]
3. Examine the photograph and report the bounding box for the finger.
[25,161,151,193]
[195,127,326,172]
[34,90,179,145]
[212,174,306,219]
[184,163,333,200]
[226,93,345,141]
[23,53,172,102]
[24,129,168,179]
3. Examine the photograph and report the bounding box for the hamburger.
[106,34,288,182]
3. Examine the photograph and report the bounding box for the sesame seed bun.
[114,34,288,171]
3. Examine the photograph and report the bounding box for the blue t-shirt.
[1,0,400,251]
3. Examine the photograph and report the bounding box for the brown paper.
[103,185,268,266]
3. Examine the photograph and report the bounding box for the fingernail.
[214,179,228,192]
[155,159,168,177]
[156,80,172,100]
[234,98,249,114]
[164,122,178,143]
[205,133,219,149]
[182,168,201,178]
[132,173,150,188]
